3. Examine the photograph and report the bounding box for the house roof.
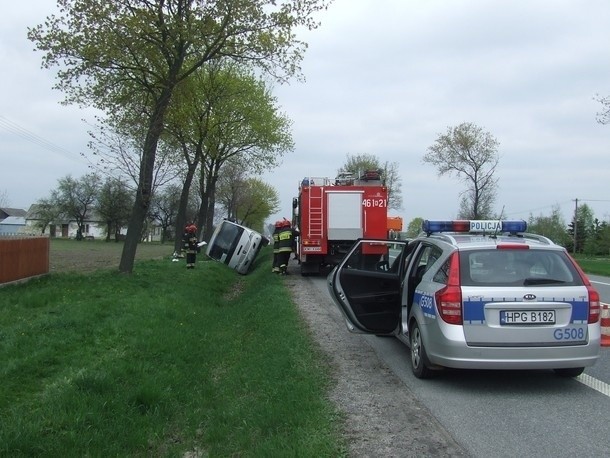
[0,207,27,218]
[0,216,26,225]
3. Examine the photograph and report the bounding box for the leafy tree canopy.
[338,153,403,211]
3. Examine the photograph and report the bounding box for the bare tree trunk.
[119,89,174,273]
[173,160,199,254]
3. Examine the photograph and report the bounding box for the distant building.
[23,204,163,241]
[0,208,28,235]
[0,216,27,235]
[0,207,27,220]
[25,204,105,239]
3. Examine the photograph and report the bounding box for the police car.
[327,220,601,379]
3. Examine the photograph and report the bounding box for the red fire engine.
[292,171,388,275]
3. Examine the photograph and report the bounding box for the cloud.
[1,0,609,224]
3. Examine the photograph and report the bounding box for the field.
[49,239,174,273]
[573,255,610,276]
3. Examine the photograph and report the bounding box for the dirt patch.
[49,240,173,273]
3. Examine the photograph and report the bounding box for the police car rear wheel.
[553,367,585,378]
[410,321,433,379]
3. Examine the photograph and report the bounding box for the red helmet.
[186,224,197,234]
[281,219,291,228]
[274,220,283,228]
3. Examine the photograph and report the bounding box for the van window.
[208,222,244,262]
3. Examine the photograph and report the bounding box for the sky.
[1,0,609,229]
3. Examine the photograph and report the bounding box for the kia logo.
[523,294,536,301]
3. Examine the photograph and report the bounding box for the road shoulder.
[283,270,468,457]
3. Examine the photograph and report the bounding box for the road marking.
[577,373,610,398]
[591,280,610,286]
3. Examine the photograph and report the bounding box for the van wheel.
[553,367,585,377]
[410,321,433,379]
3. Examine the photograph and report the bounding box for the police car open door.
[328,239,408,334]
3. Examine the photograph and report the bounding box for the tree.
[31,198,61,235]
[87,115,182,195]
[423,122,500,219]
[584,218,610,256]
[595,94,610,124]
[149,184,183,244]
[0,189,9,207]
[338,153,403,210]
[567,203,595,254]
[195,64,294,241]
[29,0,330,273]
[97,177,133,242]
[217,169,280,232]
[51,173,101,240]
[527,205,569,246]
[406,217,424,238]
[163,73,205,254]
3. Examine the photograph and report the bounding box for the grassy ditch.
[0,249,345,456]
[573,255,610,277]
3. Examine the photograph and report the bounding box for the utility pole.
[573,198,578,254]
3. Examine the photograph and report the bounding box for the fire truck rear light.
[302,239,321,246]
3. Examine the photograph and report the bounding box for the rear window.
[459,249,582,287]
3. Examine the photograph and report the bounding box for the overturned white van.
[206,220,269,274]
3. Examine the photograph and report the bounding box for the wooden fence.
[0,236,49,284]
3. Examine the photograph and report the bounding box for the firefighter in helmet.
[272,220,282,273]
[277,218,295,275]
[183,222,199,269]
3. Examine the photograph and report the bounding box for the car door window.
[332,240,407,333]
[406,243,443,305]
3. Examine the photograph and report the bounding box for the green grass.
[572,255,610,277]
[0,249,345,457]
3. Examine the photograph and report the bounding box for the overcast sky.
[1,0,609,228]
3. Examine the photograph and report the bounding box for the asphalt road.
[309,273,610,458]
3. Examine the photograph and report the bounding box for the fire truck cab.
[292,171,388,276]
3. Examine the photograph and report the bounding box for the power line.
[0,115,87,164]
[504,200,573,218]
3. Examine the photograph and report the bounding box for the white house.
[25,204,106,239]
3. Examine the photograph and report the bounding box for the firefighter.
[272,220,282,273]
[277,219,295,275]
[183,223,199,269]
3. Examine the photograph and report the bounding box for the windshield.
[207,222,244,262]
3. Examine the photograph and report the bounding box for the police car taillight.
[422,220,527,234]
[587,287,601,324]
[568,254,601,324]
[435,252,463,325]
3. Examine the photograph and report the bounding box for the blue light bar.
[499,220,527,233]
[422,220,527,234]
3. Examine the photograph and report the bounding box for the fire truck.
[292,171,388,275]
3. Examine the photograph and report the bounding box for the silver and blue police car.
[328,220,601,378]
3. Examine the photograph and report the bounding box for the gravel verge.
[283,266,469,457]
